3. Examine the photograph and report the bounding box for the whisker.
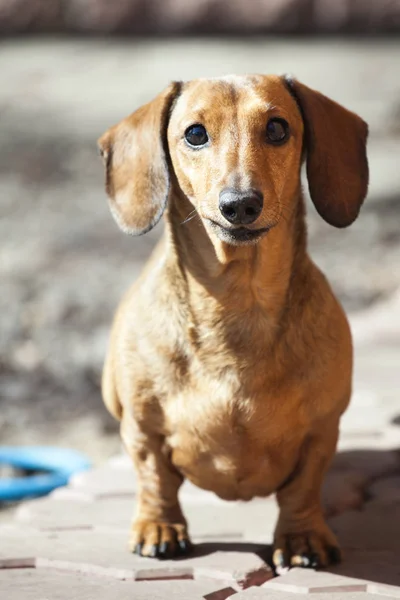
[180,209,198,226]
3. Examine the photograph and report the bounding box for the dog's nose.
[219,189,263,226]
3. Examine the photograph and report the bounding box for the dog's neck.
[164,187,308,327]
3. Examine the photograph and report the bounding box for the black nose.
[219,189,263,225]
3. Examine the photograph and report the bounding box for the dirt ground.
[1,38,400,464]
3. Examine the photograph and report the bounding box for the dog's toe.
[129,520,192,559]
[273,526,341,571]
[133,542,143,556]
[178,538,192,555]
[158,541,170,559]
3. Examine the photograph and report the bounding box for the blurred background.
[1,0,400,464]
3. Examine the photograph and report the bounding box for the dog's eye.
[266,118,289,145]
[184,124,209,147]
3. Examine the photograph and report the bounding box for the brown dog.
[98,75,368,569]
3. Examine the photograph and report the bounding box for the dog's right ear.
[284,76,369,228]
[98,81,181,235]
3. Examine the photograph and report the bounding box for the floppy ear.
[284,77,369,228]
[98,81,181,235]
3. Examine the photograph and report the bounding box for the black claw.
[310,553,321,569]
[178,539,192,554]
[301,554,312,568]
[274,550,288,569]
[149,544,159,558]
[278,558,287,568]
[158,542,170,559]
[328,546,342,565]
[134,543,143,556]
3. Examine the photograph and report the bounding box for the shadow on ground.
[188,447,400,586]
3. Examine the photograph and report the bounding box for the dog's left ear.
[284,76,369,228]
[98,81,181,235]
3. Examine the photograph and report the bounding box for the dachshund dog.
[98,75,368,569]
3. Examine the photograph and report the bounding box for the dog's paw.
[273,524,341,570]
[129,520,192,559]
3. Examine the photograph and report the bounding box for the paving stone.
[232,592,400,600]
[339,391,391,437]
[328,549,400,588]
[337,433,400,453]
[69,464,232,505]
[224,590,280,599]
[191,497,278,542]
[15,494,278,542]
[350,289,400,345]
[352,347,400,419]
[369,476,400,503]
[0,525,272,587]
[180,481,235,506]
[327,505,400,587]
[69,442,400,514]
[322,471,366,516]
[368,583,400,598]
[262,568,368,593]
[15,495,116,529]
[330,503,400,554]
[49,487,96,501]
[330,449,400,481]
[0,568,236,600]
[69,459,137,498]
[323,447,400,516]
[382,427,400,449]
[69,453,250,506]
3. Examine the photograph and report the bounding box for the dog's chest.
[162,365,302,501]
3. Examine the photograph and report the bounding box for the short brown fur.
[98,74,368,568]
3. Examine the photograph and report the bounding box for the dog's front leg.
[273,425,341,570]
[121,415,190,559]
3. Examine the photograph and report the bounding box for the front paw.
[273,522,341,570]
[129,520,192,559]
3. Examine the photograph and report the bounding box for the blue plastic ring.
[0,447,91,501]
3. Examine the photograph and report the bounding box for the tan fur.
[98,74,368,567]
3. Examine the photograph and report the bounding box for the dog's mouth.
[208,220,270,245]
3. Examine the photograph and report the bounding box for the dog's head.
[98,75,368,245]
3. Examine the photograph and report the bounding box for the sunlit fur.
[99,74,368,567]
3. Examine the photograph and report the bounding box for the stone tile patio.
[2,292,400,599]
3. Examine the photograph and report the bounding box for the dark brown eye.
[266,118,289,145]
[184,124,209,147]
